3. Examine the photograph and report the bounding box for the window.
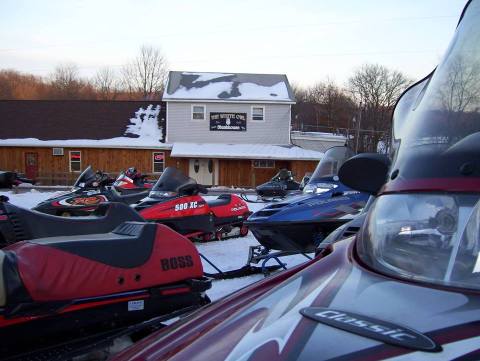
[251,106,265,121]
[69,151,81,172]
[52,147,64,156]
[253,159,275,168]
[192,105,206,120]
[153,152,165,173]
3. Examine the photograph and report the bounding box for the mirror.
[338,153,390,195]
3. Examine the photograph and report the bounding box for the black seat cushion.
[28,222,156,268]
[206,194,231,208]
[4,202,144,242]
[110,188,150,204]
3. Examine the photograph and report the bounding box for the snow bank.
[171,142,324,161]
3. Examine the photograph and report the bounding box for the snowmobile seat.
[206,194,232,208]
[110,188,150,204]
[2,202,144,242]
[3,222,204,304]
[28,222,156,268]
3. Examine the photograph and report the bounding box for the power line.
[0,14,456,53]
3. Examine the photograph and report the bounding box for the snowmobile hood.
[114,238,480,360]
[383,0,480,194]
[248,181,367,223]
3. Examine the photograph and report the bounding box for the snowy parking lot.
[0,189,309,301]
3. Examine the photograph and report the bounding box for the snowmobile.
[0,171,34,189]
[0,221,211,359]
[32,166,149,216]
[113,167,155,194]
[246,146,370,255]
[254,169,301,199]
[107,3,480,358]
[0,195,143,247]
[134,167,251,241]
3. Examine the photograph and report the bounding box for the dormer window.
[251,106,265,122]
[192,105,206,120]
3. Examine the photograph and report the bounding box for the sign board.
[210,112,247,131]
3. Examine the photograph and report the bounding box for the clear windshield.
[272,169,294,182]
[310,146,355,181]
[73,166,96,188]
[387,0,480,184]
[150,167,197,196]
[358,193,480,290]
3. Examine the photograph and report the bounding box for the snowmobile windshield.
[150,167,197,197]
[304,146,354,193]
[384,0,480,193]
[273,169,294,182]
[358,193,480,291]
[73,166,96,188]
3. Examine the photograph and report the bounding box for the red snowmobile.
[0,221,210,359]
[113,167,155,194]
[134,167,251,241]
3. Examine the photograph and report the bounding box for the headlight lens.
[357,193,480,290]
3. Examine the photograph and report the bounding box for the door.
[189,159,215,186]
[25,152,38,180]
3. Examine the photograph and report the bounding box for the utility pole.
[355,102,362,153]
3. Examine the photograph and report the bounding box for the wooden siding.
[0,146,317,187]
[167,102,291,144]
[217,159,317,187]
[0,147,174,185]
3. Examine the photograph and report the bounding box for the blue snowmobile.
[246,146,371,253]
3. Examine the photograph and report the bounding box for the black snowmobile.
[33,166,149,216]
[0,195,143,247]
[0,221,211,360]
[0,171,34,189]
[255,169,301,199]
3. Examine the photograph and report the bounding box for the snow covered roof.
[171,143,323,161]
[0,101,168,149]
[291,131,347,141]
[164,71,295,103]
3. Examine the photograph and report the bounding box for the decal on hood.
[300,307,441,352]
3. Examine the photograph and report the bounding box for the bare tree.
[438,56,480,115]
[348,64,411,152]
[49,63,84,99]
[292,80,355,133]
[121,46,168,100]
[93,66,118,100]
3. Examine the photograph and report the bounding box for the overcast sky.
[0,0,468,87]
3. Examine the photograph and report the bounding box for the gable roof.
[163,71,295,103]
[0,100,168,149]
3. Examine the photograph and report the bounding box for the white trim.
[0,143,172,150]
[69,150,81,172]
[165,99,295,105]
[152,151,165,174]
[172,153,320,161]
[191,104,206,121]
[165,102,169,143]
[288,104,292,144]
[250,105,265,122]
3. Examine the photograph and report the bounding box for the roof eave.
[163,98,296,105]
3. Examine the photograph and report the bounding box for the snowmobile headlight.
[150,191,177,198]
[358,193,480,291]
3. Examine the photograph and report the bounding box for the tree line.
[292,64,412,152]
[0,45,168,101]
[0,45,412,152]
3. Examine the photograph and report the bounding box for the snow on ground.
[0,190,310,301]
